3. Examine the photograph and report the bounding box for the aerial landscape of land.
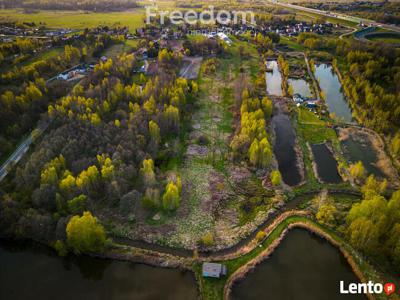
[0,0,400,299]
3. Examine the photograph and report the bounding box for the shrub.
[270,170,282,186]
[200,232,214,246]
[256,231,266,242]
[66,211,106,254]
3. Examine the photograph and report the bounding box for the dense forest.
[0,30,124,159]
[1,0,139,11]
[0,47,199,253]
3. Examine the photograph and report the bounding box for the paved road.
[272,1,400,33]
[0,123,48,182]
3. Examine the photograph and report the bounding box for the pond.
[315,64,353,123]
[231,228,365,300]
[0,239,198,300]
[272,113,302,186]
[288,78,313,98]
[311,143,342,184]
[341,135,384,178]
[266,60,283,96]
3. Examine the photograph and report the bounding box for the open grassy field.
[297,107,337,144]
[22,47,64,65]
[367,35,400,44]
[0,9,145,31]
[100,40,140,58]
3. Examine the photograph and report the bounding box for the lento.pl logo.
[145,5,255,26]
[340,281,396,296]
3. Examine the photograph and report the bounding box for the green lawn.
[279,36,306,52]
[100,42,139,59]
[0,9,144,31]
[22,47,64,66]
[367,36,400,44]
[297,107,337,144]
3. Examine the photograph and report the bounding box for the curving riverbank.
[223,217,390,300]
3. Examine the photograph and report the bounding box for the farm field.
[0,9,144,31]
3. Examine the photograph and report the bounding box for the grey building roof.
[202,262,227,278]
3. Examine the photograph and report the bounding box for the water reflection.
[0,239,198,300]
[288,78,312,98]
[315,64,352,123]
[266,60,283,96]
[231,229,365,300]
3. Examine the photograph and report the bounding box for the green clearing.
[367,35,400,44]
[0,9,144,31]
[297,107,337,144]
[100,42,138,59]
[148,37,263,248]
[279,36,306,52]
[21,47,63,66]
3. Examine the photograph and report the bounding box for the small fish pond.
[311,143,342,184]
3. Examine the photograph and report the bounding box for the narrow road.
[0,122,48,182]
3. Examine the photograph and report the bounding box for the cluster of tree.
[349,160,366,183]
[297,32,337,52]
[1,44,83,84]
[64,211,106,254]
[0,31,127,159]
[0,78,47,157]
[201,58,219,75]
[0,49,197,246]
[141,163,182,211]
[0,38,43,64]
[230,86,273,168]
[2,0,139,12]
[346,175,400,272]
[183,38,226,56]
[334,43,400,134]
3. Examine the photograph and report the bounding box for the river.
[0,239,198,300]
[231,228,365,300]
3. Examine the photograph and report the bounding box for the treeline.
[0,50,198,247]
[230,73,273,168]
[316,175,400,272]
[2,0,139,12]
[0,38,43,64]
[346,176,400,272]
[182,37,226,56]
